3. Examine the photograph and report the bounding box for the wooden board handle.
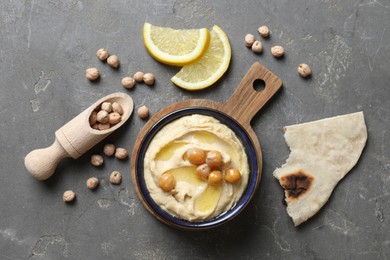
[222,62,282,127]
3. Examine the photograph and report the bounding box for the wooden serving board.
[131,62,282,227]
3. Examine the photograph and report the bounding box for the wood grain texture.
[131,62,283,229]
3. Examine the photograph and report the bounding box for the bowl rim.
[134,107,259,230]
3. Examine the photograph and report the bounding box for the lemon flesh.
[171,25,231,91]
[143,23,210,66]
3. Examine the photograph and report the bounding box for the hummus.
[143,114,249,221]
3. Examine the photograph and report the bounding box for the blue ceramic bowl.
[135,107,259,230]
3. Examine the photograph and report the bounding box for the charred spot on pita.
[280,170,314,199]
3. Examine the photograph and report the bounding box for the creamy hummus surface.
[143,114,249,221]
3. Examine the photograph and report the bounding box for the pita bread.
[273,111,367,226]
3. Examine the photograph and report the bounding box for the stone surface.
[1,0,389,259]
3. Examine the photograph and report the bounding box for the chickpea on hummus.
[143,114,249,221]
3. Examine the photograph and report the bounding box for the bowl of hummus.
[133,108,259,230]
[131,62,283,229]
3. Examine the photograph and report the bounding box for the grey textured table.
[1,0,389,259]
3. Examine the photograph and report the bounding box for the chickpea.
[134,71,144,83]
[63,190,76,202]
[208,170,223,185]
[258,26,270,38]
[96,48,109,61]
[98,123,110,130]
[271,45,284,58]
[91,123,99,130]
[97,110,109,124]
[86,177,99,190]
[121,77,136,89]
[91,154,104,166]
[224,168,241,183]
[103,144,115,157]
[206,150,223,169]
[251,40,263,54]
[110,171,122,184]
[195,164,210,180]
[101,102,112,113]
[297,63,312,78]
[186,148,206,165]
[107,55,120,69]
[89,111,97,125]
[108,112,121,125]
[143,73,155,85]
[112,102,123,115]
[86,68,100,81]
[159,173,176,192]
[137,105,149,119]
[115,148,128,159]
[245,34,255,47]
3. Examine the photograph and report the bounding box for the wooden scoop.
[25,92,134,180]
[131,62,283,229]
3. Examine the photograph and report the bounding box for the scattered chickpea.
[297,63,312,78]
[89,111,97,125]
[111,102,123,115]
[251,40,263,54]
[108,112,121,125]
[245,34,255,47]
[271,45,284,58]
[115,148,128,160]
[91,154,104,166]
[101,102,112,113]
[121,77,136,89]
[159,173,176,192]
[103,144,115,157]
[195,164,210,180]
[96,48,109,61]
[206,150,223,169]
[63,190,76,202]
[96,110,109,124]
[110,171,122,185]
[98,123,110,130]
[186,148,206,165]
[86,177,99,190]
[208,170,223,185]
[143,73,155,85]
[258,26,270,38]
[224,168,241,183]
[107,55,120,69]
[134,71,144,83]
[86,68,100,81]
[138,105,149,119]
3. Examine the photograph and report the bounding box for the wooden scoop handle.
[222,62,283,127]
[24,138,69,180]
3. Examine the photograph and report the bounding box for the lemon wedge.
[171,25,231,90]
[143,23,210,66]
